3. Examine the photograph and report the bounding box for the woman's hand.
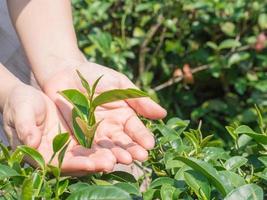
[43,62,167,165]
[3,83,116,174]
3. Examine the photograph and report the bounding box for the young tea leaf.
[90,75,104,102]
[226,126,238,141]
[17,146,45,170]
[92,88,149,108]
[72,108,87,147]
[58,140,70,168]
[75,117,101,147]
[52,133,70,154]
[87,121,102,147]
[75,117,91,138]
[59,89,89,118]
[76,70,91,97]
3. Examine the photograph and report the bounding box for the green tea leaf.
[52,133,70,154]
[0,164,19,179]
[258,156,267,167]
[166,117,190,134]
[9,148,24,166]
[224,184,263,200]
[72,108,87,147]
[101,171,137,183]
[225,126,238,141]
[66,185,131,200]
[176,156,228,196]
[59,89,89,118]
[91,75,104,101]
[258,13,267,29]
[219,39,241,50]
[255,105,264,134]
[184,170,211,200]
[92,88,149,108]
[114,182,141,196]
[58,179,69,196]
[0,142,10,160]
[218,171,246,192]
[220,22,235,36]
[143,189,157,200]
[150,177,180,189]
[75,117,101,147]
[235,125,267,144]
[224,156,247,171]
[92,178,112,186]
[17,146,45,170]
[76,70,91,97]
[160,184,177,200]
[47,164,60,178]
[200,134,214,147]
[58,141,70,168]
[21,176,34,200]
[68,182,90,193]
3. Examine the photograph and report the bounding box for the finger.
[124,115,155,150]
[120,77,167,119]
[65,145,116,172]
[14,104,42,148]
[127,98,167,119]
[96,136,132,165]
[108,132,148,162]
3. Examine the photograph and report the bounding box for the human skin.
[7,0,167,166]
[0,63,116,174]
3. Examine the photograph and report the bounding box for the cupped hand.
[3,84,116,173]
[43,62,167,165]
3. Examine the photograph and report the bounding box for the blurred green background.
[72,0,267,139]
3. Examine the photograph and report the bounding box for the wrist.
[31,49,87,88]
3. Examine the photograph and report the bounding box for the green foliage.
[60,70,149,148]
[72,0,267,136]
[1,106,267,199]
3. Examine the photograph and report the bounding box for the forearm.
[0,63,22,112]
[7,0,85,87]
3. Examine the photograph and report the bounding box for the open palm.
[3,84,116,174]
[43,62,167,164]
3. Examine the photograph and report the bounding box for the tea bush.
[1,108,267,199]
[72,0,267,136]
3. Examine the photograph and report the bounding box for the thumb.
[120,76,167,119]
[14,104,42,148]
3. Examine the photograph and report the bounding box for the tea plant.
[59,70,149,148]
[0,106,267,199]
